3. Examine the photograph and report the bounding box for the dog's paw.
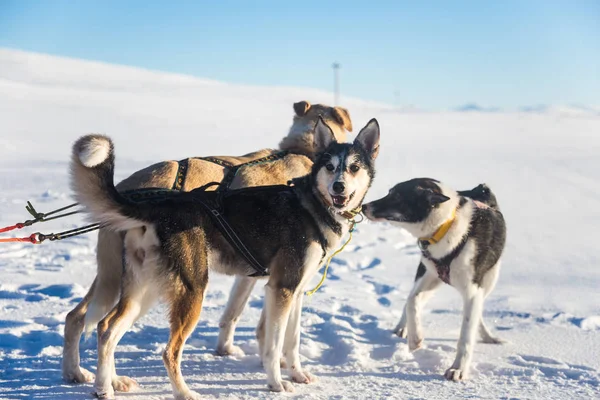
[268,380,295,392]
[444,367,468,381]
[291,369,318,384]
[407,334,423,352]
[394,327,407,338]
[111,375,139,392]
[216,344,245,357]
[175,390,202,400]
[63,366,95,383]
[481,335,506,345]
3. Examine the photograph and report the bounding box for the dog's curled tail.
[71,134,144,231]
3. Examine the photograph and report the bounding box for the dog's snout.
[332,182,345,194]
[362,204,369,213]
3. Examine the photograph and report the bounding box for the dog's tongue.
[332,195,347,206]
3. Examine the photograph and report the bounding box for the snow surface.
[0,48,599,399]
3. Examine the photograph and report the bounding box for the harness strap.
[172,159,190,191]
[419,234,469,285]
[172,152,288,194]
[189,186,283,277]
[196,156,235,168]
[208,206,269,277]
[37,224,103,243]
[171,157,235,192]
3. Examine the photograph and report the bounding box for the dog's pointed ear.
[293,101,311,117]
[418,187,450,206]
[333,107,353,132]
[314,117,337,151]
[354,118,380,159]
[428,193,450,205]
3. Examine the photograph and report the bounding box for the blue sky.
[1,0,598,109]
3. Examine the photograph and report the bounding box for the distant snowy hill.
[1,48,599,399]
[454,103,501,112]
[0,48,392,164]
[455,102,600,115]
[518,104,600,115]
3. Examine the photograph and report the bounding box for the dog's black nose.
[362,204,368,212]
[332,182,345,194]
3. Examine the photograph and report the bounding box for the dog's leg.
[163,287,206,400]
[283,294,316,384]
[84,230,127,333]
[445,289,485,381]
[62,278,97,384]
[479,318,504,344]
[479,262,504,344]
[63,230,125,384]
[257,305,288,368]
[94,287,151,398]
[263,283,295,393]
[406,269,442,351]
[216,276,256,357]
[256,305,267,359]
[394,304,409,338]
[95,304,120,399]
[394,262,427,337]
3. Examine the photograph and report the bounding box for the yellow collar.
[419,208,457,245]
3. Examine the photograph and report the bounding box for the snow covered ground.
[0,49,599,399]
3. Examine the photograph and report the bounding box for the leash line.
[0,201,81,235]
[306,213,361,296]
[0,224,26,234]
[0,201,81,234]
[305,229,354,296]
[0,233,39,244]
[37,223,102,243]
[0,189,178,244]
[0,223,102,244]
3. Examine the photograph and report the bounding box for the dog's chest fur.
[421,199,506,287]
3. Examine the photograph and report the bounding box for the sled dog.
[62,101,353,384]
[70,118,379,398]
[362,179,506,381]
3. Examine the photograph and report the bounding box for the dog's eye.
[349,164,360,173]
[326,163,335,171]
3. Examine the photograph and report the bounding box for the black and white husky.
[69,118,379,399]
[362,179,506,381]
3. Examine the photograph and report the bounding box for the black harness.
[418,236,468,285]
[10,151,324,276]
[190,183,286,277]
[130,151,308,277]
[171,156,236,191]
[170,152,288,192]
[418,197,470,285]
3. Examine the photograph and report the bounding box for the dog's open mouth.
[331,192,355,209]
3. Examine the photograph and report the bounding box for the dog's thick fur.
[70,118,379,399]
[362,179,506,381]
[61,101,353,384]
